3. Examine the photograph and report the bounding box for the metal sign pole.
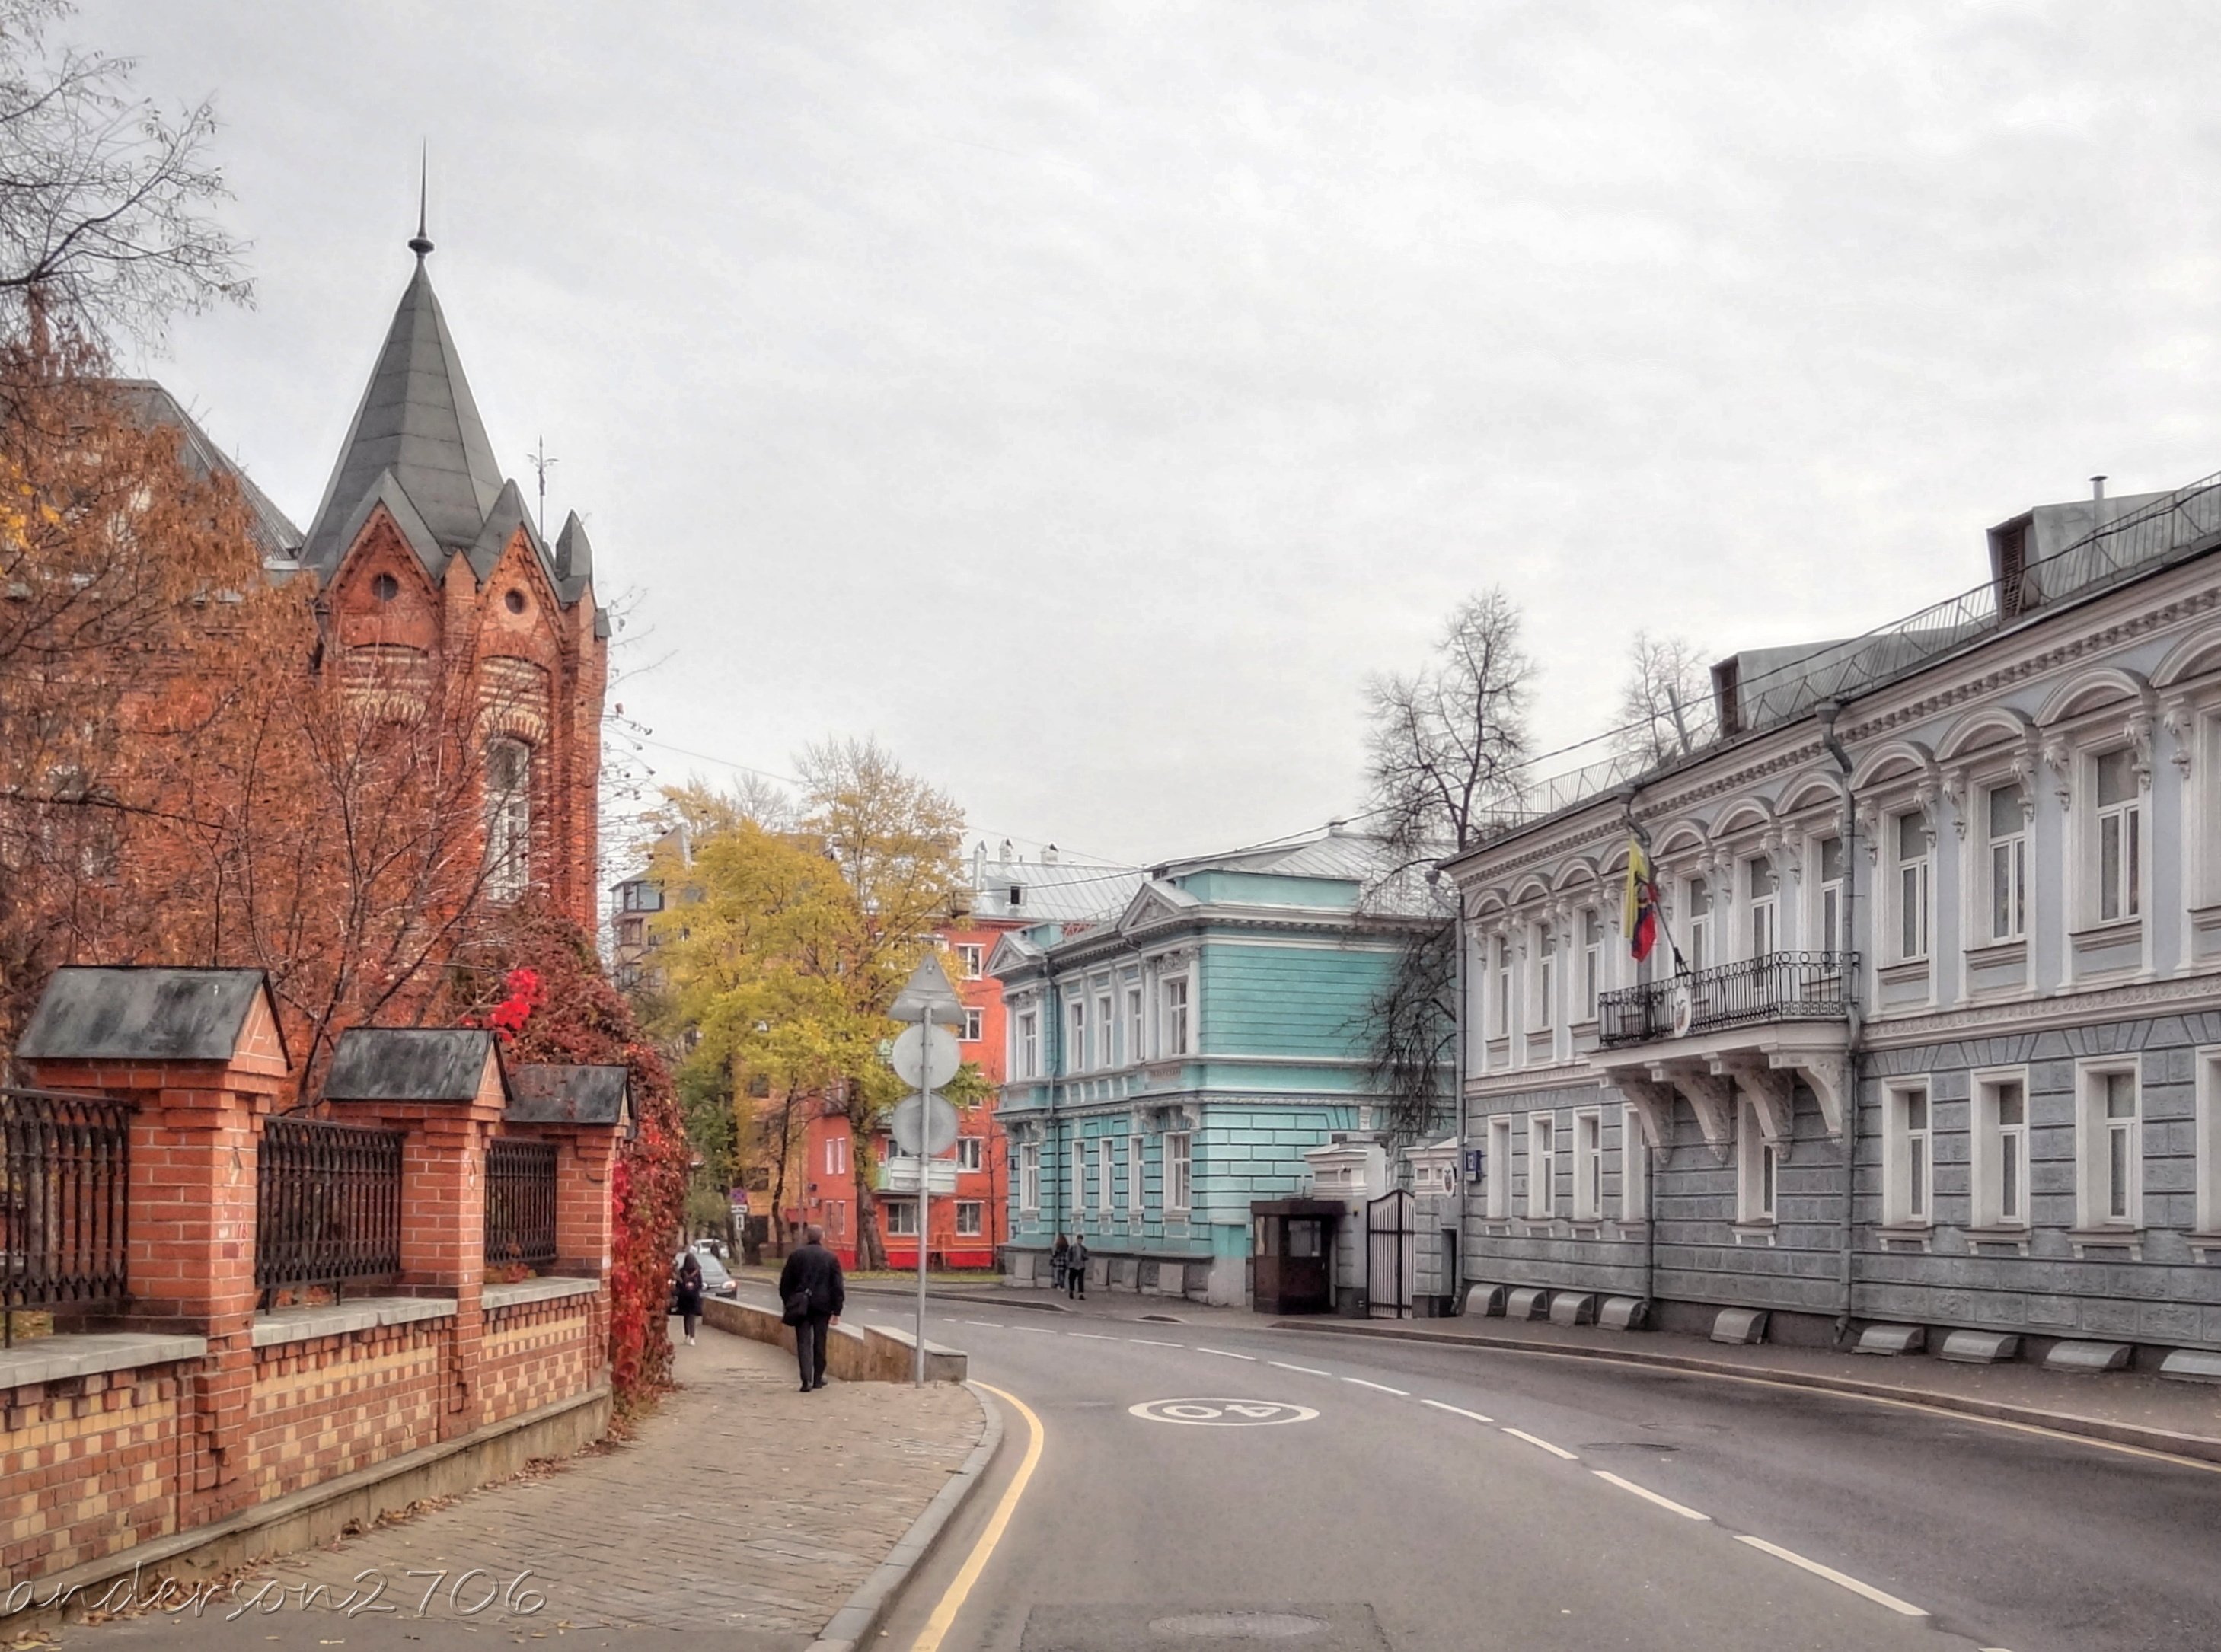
[915,1002,930,1388]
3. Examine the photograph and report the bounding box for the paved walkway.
[72,1326,983,1652]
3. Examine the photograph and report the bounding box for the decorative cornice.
[1864,969,2221,1047]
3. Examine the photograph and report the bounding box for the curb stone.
[1277,1319,2221,1469]
[805,1379,1005,1652]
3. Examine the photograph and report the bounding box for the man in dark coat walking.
[777,1225,846,1392]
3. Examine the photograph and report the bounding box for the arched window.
[485,738,533,899]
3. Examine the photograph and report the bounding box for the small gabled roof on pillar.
[508,1064,631,1130]
[18,967,289,1067]
[324,1027,507,1105]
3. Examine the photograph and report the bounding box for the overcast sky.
[74,1,2221,868]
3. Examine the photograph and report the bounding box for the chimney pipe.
[2092,474,2107,502]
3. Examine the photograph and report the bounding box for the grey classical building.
[1447,470,2221,1373]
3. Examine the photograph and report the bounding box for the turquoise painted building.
[987,831,1435,1306]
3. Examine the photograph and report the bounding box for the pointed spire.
[409,145,432,260]
[298,248,506,574]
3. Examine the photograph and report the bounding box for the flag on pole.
[1624,840,1660,962]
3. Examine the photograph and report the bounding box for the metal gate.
[1365,1189,1415,1319]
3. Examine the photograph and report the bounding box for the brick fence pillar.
[17,967,295,1529]
[507,1064,631,1374]
[324,1028,507,1440]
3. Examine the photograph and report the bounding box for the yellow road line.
[909,1381,1044,1652]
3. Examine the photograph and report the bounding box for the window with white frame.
[1526,1113,1556,1219]
[1738,1099,1778,1223]
[1572,1110,1602,1221]
[1069,1135,1083,1217]
[1533,922,1557,1030]
[1097,993,1114,1065]
[1619,1104,1648,1221]
[2091,748,2142,924]
[483,738,533,899]
[1016,1009,1039,1079]
[956,1135,983,1172]
[1972,1072,2028,1228]
[1020,1142,1039,1212]
[961,1006,984,1044]
[1684,875,1712,969]
[1163,977,1190,1056]
[1165,1133,1192,1213]
[1581,908,1604,1021]
[1126,986,1143,1064]
[1068,1000,1087,1073]
[1128,1134,1147,1213]
[1814,834,1845,954]
[1893,811,1931,962]
[954,942,985,979]
[1096,1137,1114,1213]
[1747,854,1779,958]
[955,1201,983,1237]
[882,1198,918,1237]
[1984,781,2028,943]
[1882,1082,1931,1225]
[1485,1115,1513,1219]
[2078,1063,2141,1228]
[1493,936,1512,1037]
[825,1135,848,1177]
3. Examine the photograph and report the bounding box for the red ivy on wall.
[452,903,684,1414]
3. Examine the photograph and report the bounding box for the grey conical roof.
[298,256,506,576]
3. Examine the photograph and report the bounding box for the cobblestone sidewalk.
[72,1326,983,1652]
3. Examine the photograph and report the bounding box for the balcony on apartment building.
[1593,950,1858,1159]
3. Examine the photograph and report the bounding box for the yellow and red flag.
[1624,840,1660,962]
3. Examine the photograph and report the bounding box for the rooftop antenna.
[409,144,433,260]
[528,437,558,534]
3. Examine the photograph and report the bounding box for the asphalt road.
[857,1296,2221,1652]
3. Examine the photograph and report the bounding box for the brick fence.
[1,967,628,1599]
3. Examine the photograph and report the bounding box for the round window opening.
[371,572,399,602]
[504,588,527,614]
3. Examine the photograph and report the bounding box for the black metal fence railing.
[484,1137,557,1272]
[2,1087,130,1342]
[256,1115,404,1300]
[1598,952,1858,1048]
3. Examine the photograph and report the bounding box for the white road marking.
[1268,1361,1332,1376]
[962,1320,1004,1328]
[1592,1470,1708,1520]
[1196,1347,1256,1361]
[1127,1338,1185,1347]
[1733,1536,1927,1617]
[1420,1398,1494,1424]
[1501,1427,1578,1460]
[1066,1331,1121,1341]
[1342,1378,1409,1395]
[1013,1325,1061,1335]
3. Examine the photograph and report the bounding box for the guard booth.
[1249,1198,1343,1314]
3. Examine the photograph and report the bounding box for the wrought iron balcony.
[1597,952,1858,1048]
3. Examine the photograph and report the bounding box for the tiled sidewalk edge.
[806,1380,1004,1652]
[1279,1319,2221,1468]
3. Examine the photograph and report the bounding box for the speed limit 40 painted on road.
[1128,1398,1319,1427]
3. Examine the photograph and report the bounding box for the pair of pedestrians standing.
[1051,1232,1090,1300]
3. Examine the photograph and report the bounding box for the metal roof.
[111,381,301,557]
[508,1064,630,1126]
[298,255,507,575]
[17,968,280,1062]
[324,1028,502,1102]
[967,855,1144,923]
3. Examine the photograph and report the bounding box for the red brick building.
[792,845,1143,1268]
[283,225,607,928]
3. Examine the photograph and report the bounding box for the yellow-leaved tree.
[653,738,968,1265]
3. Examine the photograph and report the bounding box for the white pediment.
[1117,878,1199,936]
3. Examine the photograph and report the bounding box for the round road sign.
[889,1091,961,1157]
[1127,1398,1319,1427]
[889,1023,961,1089]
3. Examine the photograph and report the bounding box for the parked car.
[673,1247,738,1298]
